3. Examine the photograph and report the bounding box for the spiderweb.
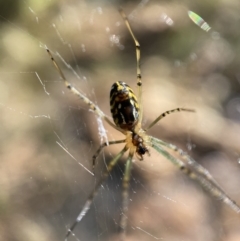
[0,1,240,241]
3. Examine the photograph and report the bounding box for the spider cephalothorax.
[132,131,149,158]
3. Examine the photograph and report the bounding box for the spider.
[46,8,240,241]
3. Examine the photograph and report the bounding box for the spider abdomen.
[110,81,139,130]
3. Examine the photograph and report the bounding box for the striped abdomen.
[110,81,139,131]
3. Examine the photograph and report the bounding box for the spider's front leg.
[92,139,126,171]
[150,136,240,213]
[65,146,128,240]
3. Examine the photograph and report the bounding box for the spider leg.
[92,139,126,172]
[153,137,240,212]
[65,145,129,240]
[46,47,124,134]
[119,8,143,122]
[150,138,240,213]
[151,137,220,186]
[120,151,134,241]
[146,108,195,130]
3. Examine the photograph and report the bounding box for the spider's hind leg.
[146,108,195,130]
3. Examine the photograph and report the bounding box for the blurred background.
[0,0,240,240]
